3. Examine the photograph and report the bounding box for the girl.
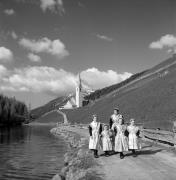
[127,118,140,157]
[88,114,102,158]
[112,118,128,159]
[101,125,113,156]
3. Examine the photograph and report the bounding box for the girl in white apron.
[112,118,128,159]
[127,119,140,157]
[88,114,102,158]
[101,125,113,156]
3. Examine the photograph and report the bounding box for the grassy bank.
[50,125,103,180]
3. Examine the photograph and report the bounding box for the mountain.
[31,96,68,119]
[31,71,147,119]
[33,55,176,130]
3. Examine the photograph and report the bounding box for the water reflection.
[0,125,67,180]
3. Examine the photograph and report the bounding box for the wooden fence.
[141,128,175,146]
[139,121,176,146]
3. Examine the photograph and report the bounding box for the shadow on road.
[138,149,163,155]
[125,149,163,157]
[99,149,163,158]
[141,144,153,149]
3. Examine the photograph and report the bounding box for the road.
[66,126,176,180]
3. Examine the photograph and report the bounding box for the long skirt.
[89,133,100,150]
[102,137,113,151]
[114,134,128,152]
[128,133,139,150]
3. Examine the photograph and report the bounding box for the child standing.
[127,118,140,157]
[89,114,102,158]
[112,118,128,159]
[101,125,113,157]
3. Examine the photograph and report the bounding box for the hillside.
[34,111,63,123]
[31,71,149,118]
[31,96,69,119]
[34,55,176,130]
[84,70,148,101]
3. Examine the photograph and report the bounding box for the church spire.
[76,73,82,108]
[78,73,82,91]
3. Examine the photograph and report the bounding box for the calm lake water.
[0,125,67,180]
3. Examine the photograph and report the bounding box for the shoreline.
[50,124,103,180]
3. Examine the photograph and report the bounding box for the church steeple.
[76,73,82,108]
[78,73,82,91]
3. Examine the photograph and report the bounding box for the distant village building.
[62,94,76,109]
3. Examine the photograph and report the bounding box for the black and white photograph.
[0,0,176,179]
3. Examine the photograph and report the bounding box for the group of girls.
[88,108,141,159]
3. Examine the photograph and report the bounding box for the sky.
[0,0,176,108]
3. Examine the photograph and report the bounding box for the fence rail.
[142,129,175,146]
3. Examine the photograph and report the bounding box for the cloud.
[27,53,41,62]
[4,9,15,15]
[96,34,113,42]
[0,47,13,62]
[11,31,18,39]
[78,2,85,8]
[167,49,176,54]
[19,37,69,58]
[0,66,132,96]
[0,65,8,77]
[149,34,176,53]
[81,68,132,89]
[0,66,76,95]
[40,0,65,14]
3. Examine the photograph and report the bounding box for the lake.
[0,124,67,180]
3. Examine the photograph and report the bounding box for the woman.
[109,107,123,128]
[88,114,102,158]
[101,125,113,156]
[112,118,128,159]
[127,118,140,157]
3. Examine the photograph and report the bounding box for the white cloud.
[40,0,65,14]
[0,66,132,96]
[81,68,132,89]
[167,49,176,54]
[0,65,8,77]
[4,9,15,15]
[11,31,18,39]
[19,37,69,58]
[27,53,41,62]
[78,2,85,7]
[96,34,113,42]
[0,66,76,95]
[0,47,13,62]
[149,34,176,52]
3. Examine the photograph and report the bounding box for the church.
[60,74,93,109]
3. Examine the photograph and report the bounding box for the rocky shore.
[50,125,103,180]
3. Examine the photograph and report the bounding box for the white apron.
[89,122,101,150]
[101,130,113,151]
[112,123,128,152]
[127,125,139,150]
[111,114,123,124]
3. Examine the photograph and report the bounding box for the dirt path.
[65,126,176,180]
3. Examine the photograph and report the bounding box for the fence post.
[173,121,176,148]
[139,125,144,139]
